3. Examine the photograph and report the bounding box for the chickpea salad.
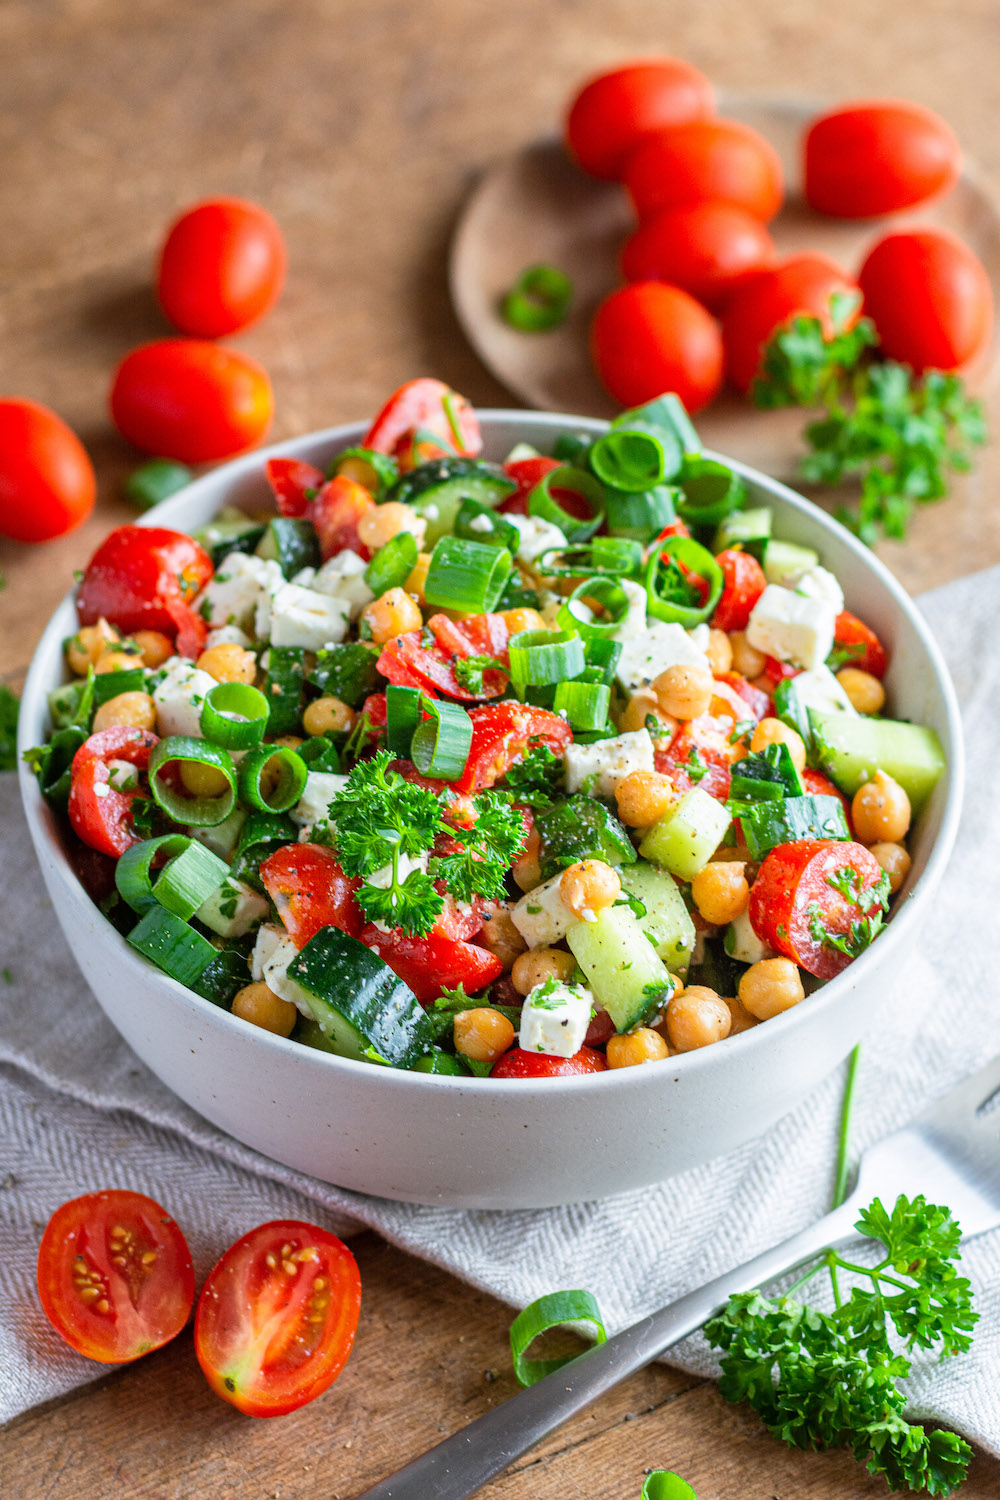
[27,378,947,1079]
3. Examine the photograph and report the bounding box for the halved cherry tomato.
[656,711,741,802]
[591,282,724,413]
[110,339,274,463]
[749,839,886,979]
[378,617,511,702]
[499,456,595,521]
[361,924,503,1003]
[491,1046,608,1078]
[363,379,482,464]
[857,229,993,373]
[722,253,861,393]
[260,845,363,948]
[312,475,375,561]
[622,202,775,310]
[265,458,326,518]
[0,398,96,543]
[194,1220,360,1417]
[565,58,715,180]
[712,549,768,632]
[804,101,961,219]
[456,703,573,795]
[76,525,214,644]
[156,198,287,338]
[832,610,888,678]
[625,119,784,223]
[714,671,770,722]
[762,655,799,691]
[68,727,159,857]
[37,1190,194,1365]
[428,611,510,664]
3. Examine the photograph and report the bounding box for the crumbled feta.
[311,550,375,620]
[564,729,655,798]
[152,657,218,738]
[195,553,283,631]
[511,871,574,947]
[251,922,285,981]
[791,565,844,615]
[197,876,269,939]
[290,566,317,589]
[789,665,857,717]
[367,850,428,890]
[267,582,350,650]
[505,512,568,565]
[726,907,775,965]
[205,624,253,650]
[468,512,494,533]
[615,621,711,694]
[290,771,349,827]
[106,758,139,791]
[260,932,313,1015]
[746,585,836,672]
[609,578,648,642]
[519,980,593,1058]
[192,805,247,860]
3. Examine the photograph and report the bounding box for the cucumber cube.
[618,863,696,971]
[638,788,731,881]
[808,709,946,815]
[566,905,675,1032]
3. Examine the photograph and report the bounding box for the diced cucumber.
[194,942,254,1008]
[739,794,850,860]
[638,788,731,881]
[389,459,516,546]
[288,926,433,1068]
[566,905,675,1032]
[725,908,772,965]
[763,539,819,584]
[264,646,306,736]
[618,863,696,972]
[808,709,946,815]
[714,507,772,552]
[193,510,267,566]
[535,796,636,881]
[255,518,321,579]
[308,641,382,706]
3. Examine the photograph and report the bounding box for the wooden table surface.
[2,1,999,1495]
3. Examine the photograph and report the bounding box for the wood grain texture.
[2,1,999,1494]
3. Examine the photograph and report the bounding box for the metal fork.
[355,1054,1000,1500]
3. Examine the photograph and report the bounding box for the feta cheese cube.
[251,922,285,981]
[195,553,283,631]
[505,513,568,565]
[267,583,350,650]
[789,665,857,717]
[197,876,269,939]
[311,551,375,620]
[564,729,655,798]
[192,805,247,860]
[511,872,573,947]
[615,621,711,694]
[746,585,836,671]
[290,566,317,589]
[519,980,594,1058]
[290,771,350,827]
[205,624,254,650]
[152,657,218,738]
[725,907,775,965]
[609,578,648,642]
[791,565,844,615]
[261,931,313,1015]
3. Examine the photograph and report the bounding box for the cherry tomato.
[378,615,510,702]
[311,475,375,561]
[656,711,741,802]
[749,839,886,978]
[363,379,482,464]
[712,549,768,632]
[260,845,363,948]
[804,101,961,218]
[591,282,724,413]
[564,58,715,180]
[265,457,326,518]
[76,525,213,646]
[360,924,503,1003]
[37,1190,194,1364]
[0,399,96,543]
[156,198,287,338]
[713,670,770,723]
[110,339,273,463]
[832,610,888,679]
[491,1046,608,1078]
[194,1220,360,1417]
[456,703,573,794]
[857,229,993,373]
[68,727,159,857]
[625,119,784,223]
[722,253,861,393]
[622,203,775,311]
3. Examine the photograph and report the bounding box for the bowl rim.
[18,409,965,1100]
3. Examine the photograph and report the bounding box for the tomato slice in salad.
[712,548,767,632]
[312,475,374,561]
[37,1190,194,1365]
[455,703,573,794]
[749,839,887,979]
[833,609,888,678]
[76,526,213,644]
[361,924,503,1003]
[68,727,159,857]
[378,614,511,701]
[363,378,482,464]
[259,844,363,948]
[264,457,326,517]
[491,1046,608,1078]
[194,1220,361,1417]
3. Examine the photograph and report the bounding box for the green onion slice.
[148,737,237,828]
[642,1473,698,1500]
[410,697,473,780]
[508,629,585,689]
[124,457,194,511]
[199,682,270,752]
[298,734,342,772]
[328,446,399,498]
[533,536,642,579]
[589,428,669,492]
[386,684,423,757]
[500,264,573,332]
[365,531,419,596]
[238,744,309,813]
[527,466,605,543]
[509,1290,607,1387]
[645,536,724,628]
[236,809,296,853]
[454,498,520,554]
[603,485,678,542]
[583,636,623,685]
[558,576,630,640]
[677,456,747,527]
[92,666,147,705]
[127,905,218,987]
[116,835,229,918]
[423,536,512,613]
[552,680,611,731]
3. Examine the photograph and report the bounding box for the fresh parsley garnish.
[729,718,755,746]
[0,684,19,772]
[452,654,506,695]
[501,742,564,809]
[825,639,867,673]
[806,868,891,959]
[684,745,709,783]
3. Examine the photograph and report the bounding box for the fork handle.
[353,1195,861,1500]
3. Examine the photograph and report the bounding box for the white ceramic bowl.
[18,413,963,1209]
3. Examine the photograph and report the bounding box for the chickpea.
[404,552,432,602]
[453,1007,516,1064]
[725,995,759,1036]
[196,642,257,684]
[180,760,231,798]
[836,667,885,715]
[270,734,304,750]
[868,840,911,895]
[131,629,174,669]
[559,860,621,921]
[618,688,676,740]
[751,717,806,773]
[65,619,119,675]
[606,1028,670,1068]
[231,981,297,1038]
[512,827,542,892]
[738,958,804,1021]
[303,695,357,736]
[511,947,576,997]
[664,986,732,1051]
[502,607,547,635]
[705,628,733,675]
[615,770,675,829]
[729,630,765,679]
[357,501,427,553]
[479,907,528,970]
[92,691,157,733]
[691,862,749,926]
[653,663,713,721]
[95,646,143,674]
[361,587,422,645]
[852,770,911,844]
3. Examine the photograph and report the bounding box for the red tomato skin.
[656,713,739,802]
[622,203,776,311]
[591,282,724,414]
[858,229,993,373]
[312,475,375,561]
[76,525,213,639]
[625,119,784,223]
[110,339,273,462]
[37,1190,194,1365]
[565,58,715,180]
[804,101,961,218]
[194,1220,360,1417]
[714,671,770,723]
[71,726,159,777]
[749,839,885,979]
[265,458,326,518]
[0,399,96,543]
[712,549,768,631]
[156,198,287,337]
[500,455,561,516]
[491,1046,608,1078]
[833,610,888,678]
[360,925,503,1003]
[69,728,159,857]
[722,254,860,393]
[260,845,364,948]
[801,768,853,831]
[363,379,482,461]
[457,703,573,795]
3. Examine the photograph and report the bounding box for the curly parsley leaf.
[430,791,526,904]
[453,654,506,695]
[0,684,19,772]
[807,868,891,960]
[500,742,564,809]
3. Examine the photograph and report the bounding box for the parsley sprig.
[453,654,506,694]
[807,867,891,960]
[500,742,564,809]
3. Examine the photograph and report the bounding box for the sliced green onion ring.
[552,680,611,731]
[200,682,270,752]
[645,536,724,628]
[116,834,228,917]
[508,629,585,689]
[237,745,308,813]
[501,264,573,332]
[454,497,520,554]
[588,428,669,492]
[328,446,399,498]
[527,466,605,543]
[410,697,473,780]
[557,576,630,640]
[386,684,423,757]
[533,536,642,579]
[365,531,419,596]
[236,809,297,853]
[148,737,237,828]
[677,456,747,527]
[509,1290,607,1387]
[583,636,623,684]
[423,536,512,613]
[127,905,218,987]
[603,485,678,541]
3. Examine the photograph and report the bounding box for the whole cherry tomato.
[857,229,993,372]
[625,119,784,223]
[622,202,775,311]
[804,100,961,218]
[110,339,273,462]
[565,57,715,180]
[491,1046,608,1078]
[156,198,287,337]
[0,399,95,542]
[722,253,861,393]
[591,282,724,413]
[37,1190,194,1364]
[76,524,213,641]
